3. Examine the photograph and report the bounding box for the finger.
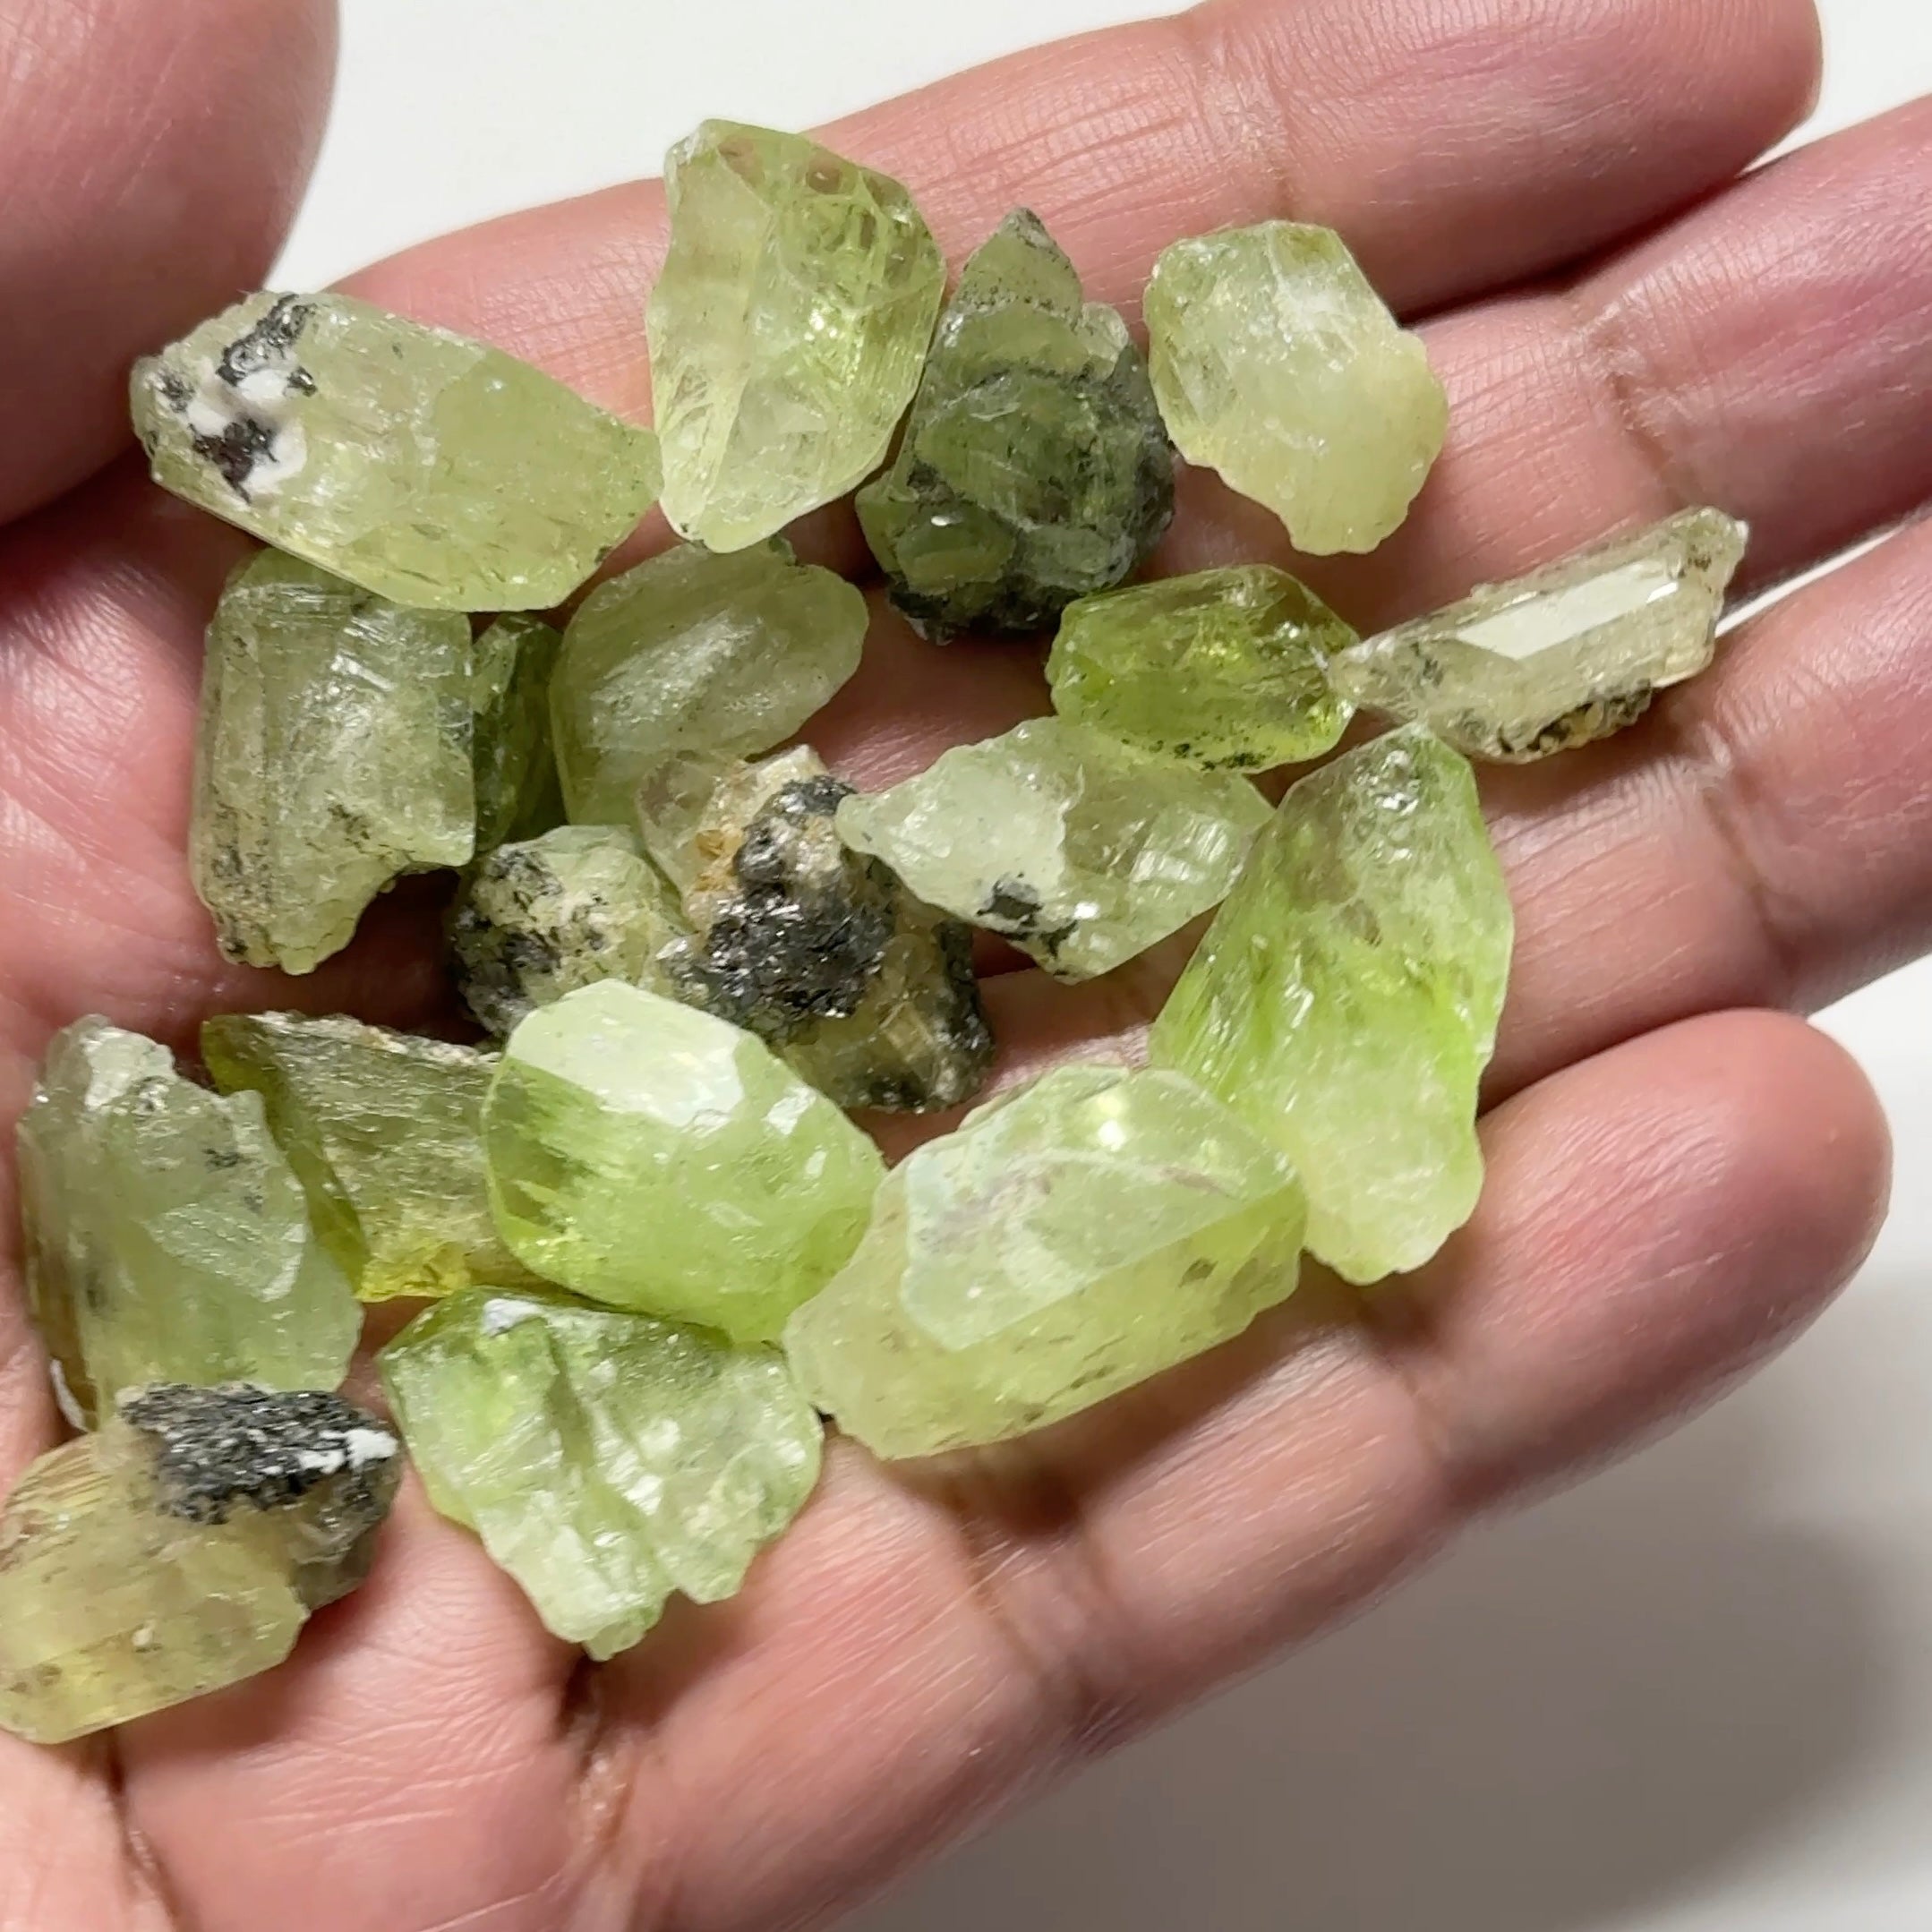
[0,0,336,524]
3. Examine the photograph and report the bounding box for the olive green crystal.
[191,549,474,974]
[131,291,662,609]
[1150,727,1513,1282]
[784,1064,1304,1458]
[833,717,1273,979]
[380,1287,821,1659]
[1328,509,1749,760]
[1047,566,1357,769]
[16,1018,359,1425]
[1145,223,1447,555]
[551,538,867,825]
[471,613,565,849]
[857,209,1174,638]
[0,1385,400,1743]
[648,121,946,551]
[483,980,885,1340]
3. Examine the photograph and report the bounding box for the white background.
[283,5,1932,1929]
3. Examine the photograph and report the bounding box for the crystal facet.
[0,1386,400,1743]
[484,980,885,1340]
[16,1018,359,1425]
[551,538,867,825]
[380,1287,820,1659]
[784,1064,1304,1458]
[131,292,661,609]
[648,122,946,551]
[1328,509,1749,759]
[471,614,565,850]
[1150,727,1512,1282]
[1145,223,1447,555]
[857,209,1174,638]
[834,717,1272,979]
[1047,566,1356,769]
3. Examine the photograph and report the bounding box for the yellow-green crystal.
[0,1386,399,1743]
[472,613,565,849]
[16,1019,359,1425]
[833,717,1272,979]
[1047,566,1356,769]
[191,550,474,974]
[1150,727,1512,1283]
[379,1287,820,1659]
[483,980,885,1341]
[783,1064,1304,1458]
[1145,223,1447,556]
[1328,509,1749,760]
[132,291,661,610]
[551,538,867,825]
[648,122,945,551]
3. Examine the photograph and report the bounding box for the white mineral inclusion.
[181,360,309,500]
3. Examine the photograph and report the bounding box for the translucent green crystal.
[1145,223,1447,555]
[784,1064,1304,1458]
[484,980,885,1340]
[648,122,945,552]
[449,826,688,1039]
[551,538,867,825]
[192,550,474,974]
[857,209,1173,638]
[1150,727,1512,1282]
[16,1019,359,1425]
[1047,566,1357,769]
[202,1013,534,1304]
[1329,509,1749,760]
[131,291,661,609]
[834,717,1272,979]
[471,614,565,849]
[0,1386,399,1743]
[380,1287,820,1659]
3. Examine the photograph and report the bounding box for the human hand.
[0,0,1922,1926]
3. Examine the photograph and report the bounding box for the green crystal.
[131,291,661,610]
[1145,223,1447,556]
[449,826,688,1039]
[856,209,1173,638]
[784,1064,1304,1458]
[1047,566,1357,769]
[551,538,867,825]
[648,122,945,552]
[1329,509,1749,760]
[380,1287,820,1659]
[0,1386,399,1743]
[833,717,1272,979]
[1150,727,1512,1283]
[201,1013,533,1304]
[192,549,474,974]
[471,614,565,849]
[16,1018,359,1425]
[484,980,885,1340]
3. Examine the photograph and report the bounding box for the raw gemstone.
[1328,508,1750,760]
[784,1064,1304,1458]
[1150,726,1513,1283]
[471,614,565,849]
[483,980,885,1340]
[202,1013,534,1304]
[16,1018,359,1426]
[648,122,945,551]
[131,291,661,609]
[833,717,1273,979]
[1047,565,1356,769]
[551,538,867,825]
[0,1385,399,1743]
[857,209,1174,638]
[379,1287,820,1658]
[1144,223,1447,555]
[449,826,688,1039]
[192,549,474,974]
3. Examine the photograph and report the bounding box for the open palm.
[1,0,1925,1925]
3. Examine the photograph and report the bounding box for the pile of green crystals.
[1,116,1750,1744]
